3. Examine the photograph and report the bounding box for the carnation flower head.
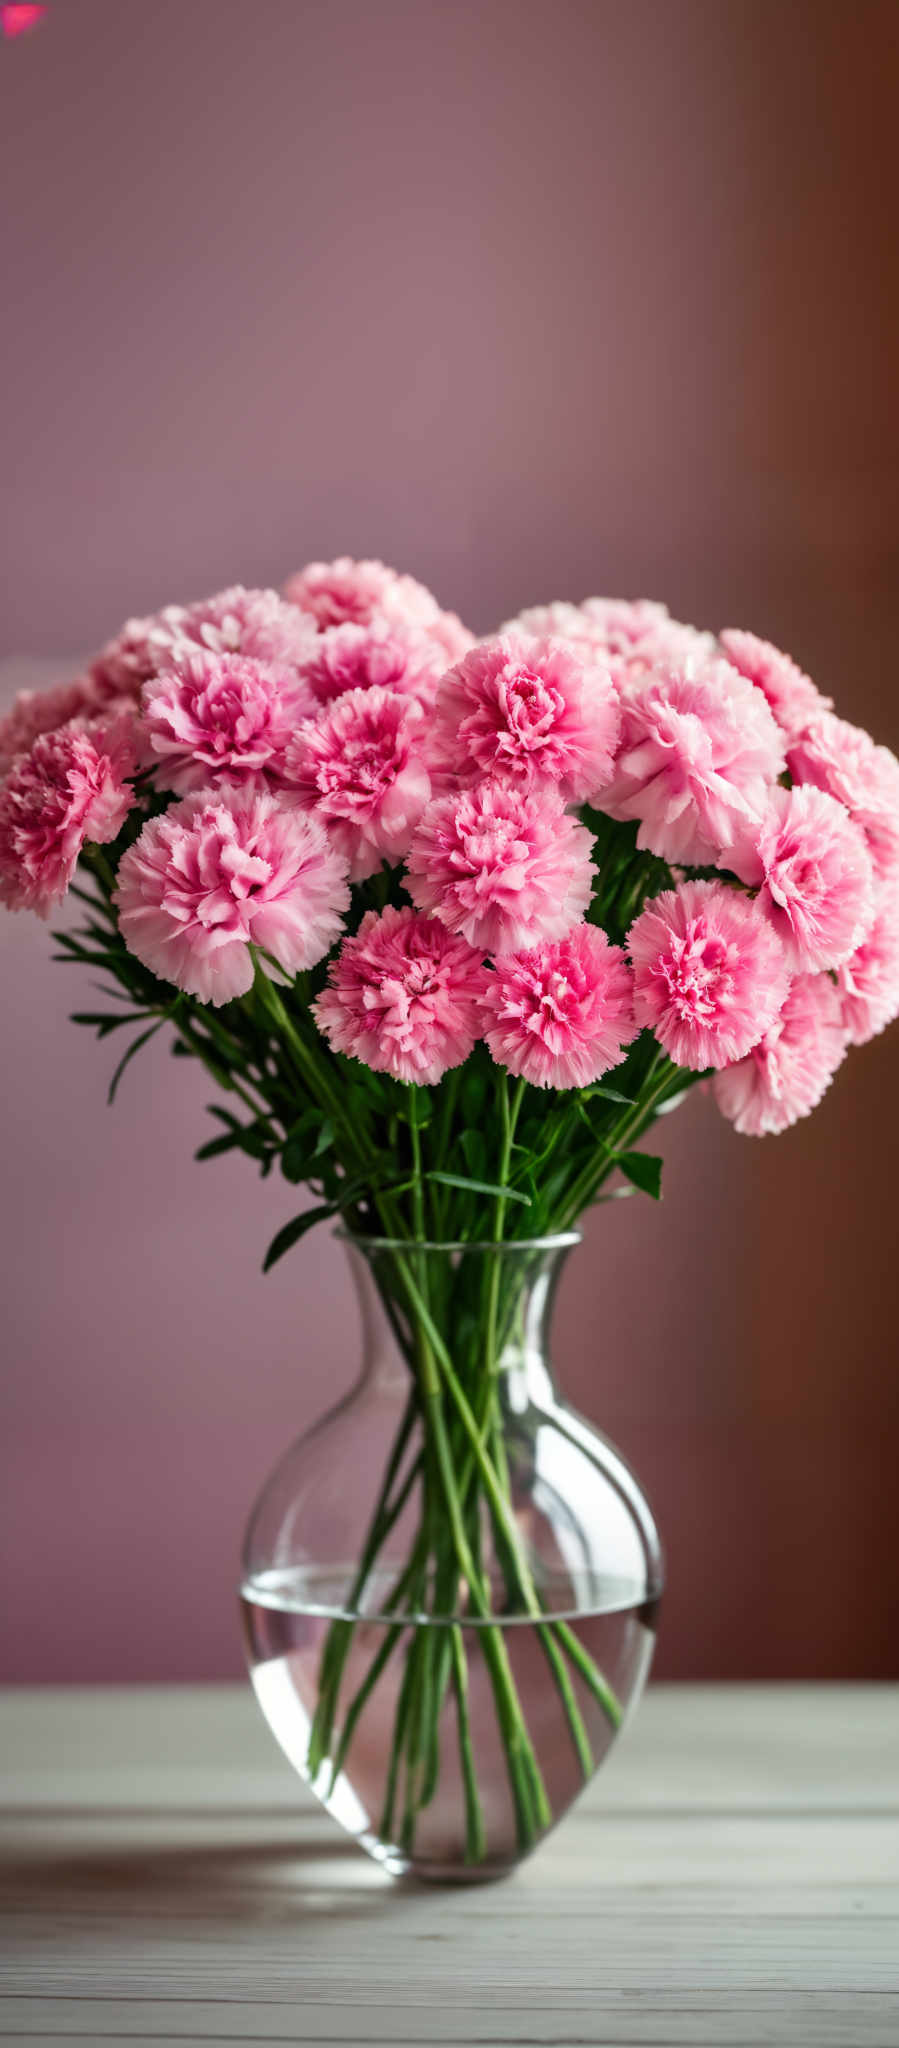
[788,711,899,885]
[725,783,874,972]
[713,973,847,1135]
[115,786,349,1006]
[89,609,188,698]
[406,780,594,955]
[91,586,316,699]
[314,905,485,1084]
[432,634,620,801]
[719,629,830,737]
[615,618,718,684]
[141,650,316,795]
[0,676,103,776]
[296,619,449,710]
[284,555,437,630]
[481,925,636,1089]
[175,584,319,669]
[836,890,899,1045]
[284,555,431,628]
[0,712,136,917]
[499,600,720,688]
[283,687,432,879]
[627,878,791,1070]
[601,656,786,864]
[420,607,475,666]
[503,596,670,654]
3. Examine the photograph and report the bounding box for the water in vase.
[242,1565,658,1880]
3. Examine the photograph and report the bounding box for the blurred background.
[2,0,897,1683]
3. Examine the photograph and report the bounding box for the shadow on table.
[0,1830,408,1922]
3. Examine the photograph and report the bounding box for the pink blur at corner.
[1,4,47,40]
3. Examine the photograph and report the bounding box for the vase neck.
[342,1234,578,1401]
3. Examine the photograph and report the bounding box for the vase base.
[366,1836,520,1885]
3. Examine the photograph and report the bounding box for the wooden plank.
[3,1998,899,2048]
[1,1687,897,2047]
[2,1684,896,1813]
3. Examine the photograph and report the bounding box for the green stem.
[488,1411,597,1768]
[325,1619,405,1796]
[171,1011,277,1131]
[307,1401,420,1778]
[249,957,368,1158]
[550,1619,623,1730]
[560,1055,675,1226]
[81,844,118,895]
[451,1623,487,1864]
[421,1377,550,1839]
[484,1076,526,1378]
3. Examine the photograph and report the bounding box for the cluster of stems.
[303,1225,628,1862]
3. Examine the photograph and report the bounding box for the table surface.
[1,1684,897,2047]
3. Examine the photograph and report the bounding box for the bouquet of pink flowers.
[3,558,898,1867]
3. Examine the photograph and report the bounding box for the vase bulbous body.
[241,1235,662,1882]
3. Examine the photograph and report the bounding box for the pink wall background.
[2,0,898,1681]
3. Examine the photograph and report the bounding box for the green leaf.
[195,1131,242,1162]
[424,1170,531,1207]
[581,1084,635,1106]
[654,1087,691,1116]
[615,1151,663,1200]
[236,1125,270,1162]
[70,1010,153,1038]
[262,1203,337,1272]
[107,1021,164,1104]
[206,1104,241,1129]
[281,1115,335,1184]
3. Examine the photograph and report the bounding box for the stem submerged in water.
[305,1240,628,1868]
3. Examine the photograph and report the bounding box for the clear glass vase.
[241,1234,662,1883]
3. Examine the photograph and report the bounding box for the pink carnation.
[91,587,315,698]
[0,713,136,917]
[173,584,318,669]
[726,783,873,972]
[0,676,103,776]
[719,629,830,737]
[283,558,473,665]
[419,607,476,666]
[616,618,718,683]
[115,787,349,1006]
[500,601,720,688]
[481,925,636,1089]
[713,974,847,1135]
[836,891,899,1045]
[296,619,448,710]
[602,657,785,865]
[788,712,899,885]
[432,635,620,801]
[284,556,438,631]
[141,650,316,795]
[627,878,791,1070]
[406,781,594,955]
[314,905,485,1084]
[283,687,432,880]
[504,596,670,653]
[89,610,187,698]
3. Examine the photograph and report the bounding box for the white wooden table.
[1,1685,897,2046]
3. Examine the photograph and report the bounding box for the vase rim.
[336,1230,582,1254]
